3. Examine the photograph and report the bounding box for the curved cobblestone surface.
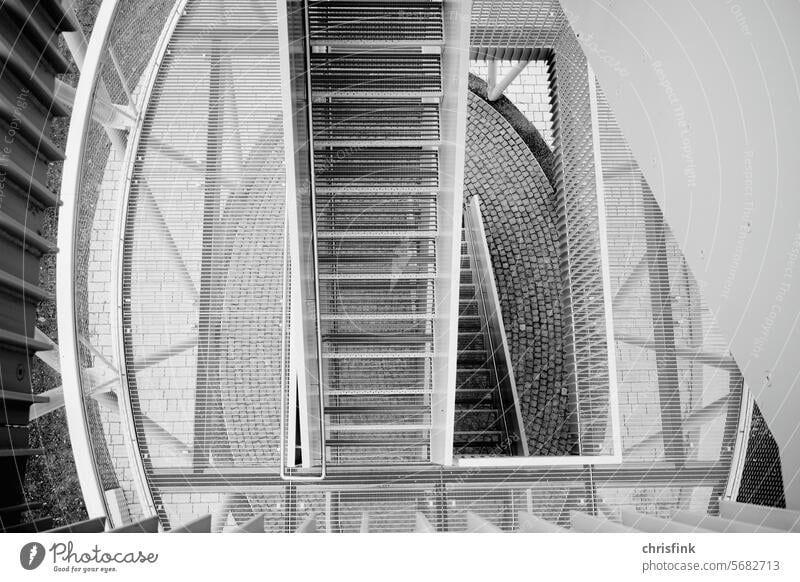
[464,92,571,455]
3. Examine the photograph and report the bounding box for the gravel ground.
[23,0,101,528]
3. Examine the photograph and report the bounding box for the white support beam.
[487,61,530,101]
[54,79,135,130]
[29,387,63,420]
[487,59,498,93]
[34,328,59,370]
[430,0,471,466]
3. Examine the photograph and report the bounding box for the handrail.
[723,381,754,502]
[463,195,529,456]
[57,0,121,520]
[277,0,326,480]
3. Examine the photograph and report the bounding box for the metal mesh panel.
[737,403,786,507]
[470,0,565,60]
[122,0,286,481]
[310,52,442,97]
[313,101,440,144]
[308,1,444,45]
[549,25,614,457]
[446,483,595,531]
[595,77,743,472]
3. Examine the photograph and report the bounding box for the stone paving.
[464,93,571,456]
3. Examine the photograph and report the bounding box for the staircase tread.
[326,405,429,414]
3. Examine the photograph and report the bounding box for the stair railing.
[463,195,529,456]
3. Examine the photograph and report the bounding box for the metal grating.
[312,101,440,144]
[736,403,786,508]
[122,0,288,499]
[549,25,614,456]
[308,0,443,46]
[596,72,744,475]
[310,51,442,96]
[470,0,565,60]
[314,148,439,188]
[307,1,444,465]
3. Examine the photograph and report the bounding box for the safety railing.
[278,0,327,479]
[463,195,528,457]
[58,0,188,526]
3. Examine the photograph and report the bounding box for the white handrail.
[57,0,121,520]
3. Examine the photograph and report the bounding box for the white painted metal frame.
[57,0,120,520]
[430,0,472,466]
[486,60,530,101]
[456,68,623,469]
[277,0,326,480]
[587,65,623,462]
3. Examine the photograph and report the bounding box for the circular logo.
[19,542,46,570]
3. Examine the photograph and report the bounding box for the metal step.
[454,430,504,441]
[321,313,433,321]
[308,1,444,46]
[327,389,432,396]
[317,229,437,239]
[315,140,440,148]
[325,405,429,415]
[325,439,429,448]
[322,351,433,359]
[327,424,431,432]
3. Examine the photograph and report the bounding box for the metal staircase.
[307,0,445,465]
[454,229,510,455]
